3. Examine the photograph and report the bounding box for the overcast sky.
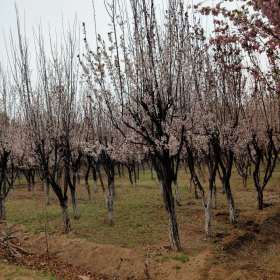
[0,0,234,70]
[0,0,112,68]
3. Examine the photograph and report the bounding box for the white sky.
[0,0,111,68]
[0,0,233,70]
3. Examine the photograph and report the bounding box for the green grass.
[171,253,190,263]
[7,170,172,247]
[5,167,280,248]
[0,262,56,280]
[159,253,189,263]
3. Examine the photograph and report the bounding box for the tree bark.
[0,197,6,221]
[162,179,181,251]
[212,181,217,209]
[92,166,98,193]
[61,203,71,233]
[174,182,181,206]
[150,164,154,180]
[128,166,134,186]
[218,149,236,224]
[257,187,264,210]
[205,188,213,238]
[106,175,114,225]
[85,163,92,200]
[97,168,105,193]
[252,155,264,210]
[224,181,236,223]
[85,181,91,201]
[70,187,80,219]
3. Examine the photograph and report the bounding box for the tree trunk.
[92,167,98,193]
[70,187,80,219]
[0,197,6,221]
[253,163,264,210]
[162,179,181,251]
[27,174,32,192]
[97,168,105,193]
[136,164,139,182]
[128,166,134,186]
[252,144,264,210]
[212,181,217,209]
[85,181,92,201]
[150,165,154,180]
[205,188,213,238]
[254,175,264,210]
[224,181,236,223]
[228,195,235,223]
[106,176,114,225]
[257,188,264,210]
[159,181,164,196]
[117,164,121,177]
[174,182,181,206]
[85,163,92,200]
[61,203,71,233]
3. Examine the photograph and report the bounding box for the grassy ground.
[0,262,56,280]
[3,167,280,279]
[7,170,171,247]
[5,167,280,249]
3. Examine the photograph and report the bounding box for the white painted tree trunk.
[229,199,235,224]
[224,182,236,224]
[70,188,80,220]
[106,179,114,225]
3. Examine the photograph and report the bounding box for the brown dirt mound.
[10,253,102,280]
[20,232,217,280]
[24,234,148,279]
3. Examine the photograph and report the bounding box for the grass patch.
[0,262,56,280]
[159,253,189,263]
[5,167,280,248]
[172,253,190,263]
